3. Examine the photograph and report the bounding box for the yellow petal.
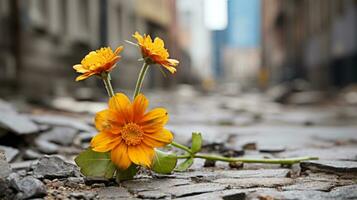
[73,64,89,73]
[111,142,132,170]
[114,46,124,55]
[128,144,154,168]
[132,94,149,122]
[139,108,168,133]
[95,109,123,133]
[91,132,121,152]
[75,72,95,81]
[108,93,133,122]
[162,65,177,74]
[143,129,173,148]
[133,32,144,44]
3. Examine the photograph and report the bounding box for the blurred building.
[0,0,179,100]
[262,0,357,89]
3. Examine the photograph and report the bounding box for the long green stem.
[133,62,150,99]
[171,142,192,154]
[176,153,318,165]
[101,73,115,97]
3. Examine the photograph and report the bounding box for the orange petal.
[143,129,173,148]
[95,109,123,133]
[128,144,154,168]
[73,64,89,73]
[108,93,133,123]
[132,94,149,122]
[75,72,96,81]
[111,142,132,170]
[139,108,168,133]
[91,132,121,152]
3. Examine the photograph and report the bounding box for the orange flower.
[73,46,123,81]
[133,32,179,73]
[90,93,173,169]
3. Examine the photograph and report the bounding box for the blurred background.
[0,0,356,104]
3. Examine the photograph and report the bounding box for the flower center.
[121,123,144,146]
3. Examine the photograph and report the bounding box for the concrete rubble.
[0,89,356,199]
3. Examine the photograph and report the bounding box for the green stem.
[171,142,192,154]
[193,154,318,164]
[133,62,150,99]
[101,72,115,97]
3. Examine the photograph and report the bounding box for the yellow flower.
[73,46,123,81]
[90,93,173,169]
[133,32,179,74]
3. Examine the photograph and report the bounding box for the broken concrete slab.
[0,145,19,162]
[0,112,39,135]
[31,156,79,179]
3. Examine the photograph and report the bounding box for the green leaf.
[191,132,202,154]
[74,148,116,179]
[151,149,177,174]
[116,164,138,182]
[175,157,194,172]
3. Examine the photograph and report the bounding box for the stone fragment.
[39,127,78,146]
[165,183,226,198]
[259,145,286,153]
[29,114,95,132]
[23,149,42,160]
[0,152,12,179]
[214,178,293,188]
[69,192,97,200]
[0,99,16,113]
[8,173,46,199]
[35,139,59,154]
[31,156,79,178]
[282,181,334,192]
[0,145,19,162]
[97,186,132,199]
[11,160,38,171]
[137,190,169,199]
[0,112,39,135]
[175,189,246,200]
[301,160,357,174]
[123,178,191,193]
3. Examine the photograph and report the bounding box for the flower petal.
[128,144,154,168]
[139,108,168,133]
[91,132,121,152]
[75,72,96,81]
[111,142,132,170]
[132,94,149,122]
[109,93,133,123]
[95,109,123,133]
[114,46,124,55]
[143,129,173,148]
[73,64,89,73]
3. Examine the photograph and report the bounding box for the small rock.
[11,160,38,171]
[175,189,246,200]
[65,177,85,188]
[0,150,12,179]
[69,192,97,200]
[35,139,59,154]
[229,162,244,169]
[259,145,286,153]
[203,159,216,167]
[301,160,357,174]
[0,99,16,113]
[0,112,39,135]
[0,145,19,162]
[282,180,334,191]
[242,143,257,150]
[8,173,46,199]
[31,156,79,179]
[23,149,42,160]
[137,190,169,199]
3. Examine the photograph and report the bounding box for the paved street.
[1,88,357,199]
